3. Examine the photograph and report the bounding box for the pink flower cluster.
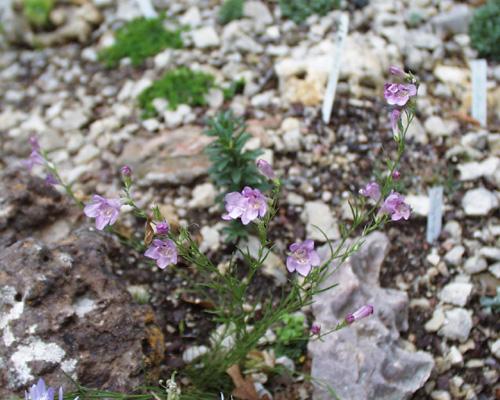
[384,66,417,136]
[222,186,268,225]
[359,181,411,221]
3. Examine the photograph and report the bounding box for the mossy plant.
[138,67,215,118]
[279,0,340,24]
[218,0,244,25]
[98,17,183,68]
[469,0,500,61]
[22,0,54,29]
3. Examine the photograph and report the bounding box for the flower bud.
[345,304,374,324]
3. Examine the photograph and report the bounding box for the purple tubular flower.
[256,159,275,179]
[345,304,374,324]
[384,83,417,107]
[45,173,58,186]
[311,323,321,335]
[286,239,321,277]
[29,136,41,151]
[380,192,411,221]
[145,239,177,269]
[389,65,405,77]
[83,195,121,230]
[359,182,381,201]
[25,378,63,400]
[120,165,132,177]
[156,221,170,235]
[390,108,401,135]
[222,186,267,225]
[24,150,44,171]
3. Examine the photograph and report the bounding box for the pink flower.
[145,239,177,269]
[359,182,381,201]
[222,186,267,225]
[380,192,411,221]
[24,136,44,171]
[256,159,275,179]
[120,165,132,177]
[156,221,170,235]
[389,65,405,77]
[84,195,121,230]
[392,170,401,180]
[310,323,321,335]
[286,239,321,277]
[384,83,417,107]
[345,304,374,324]
[390,109,401,135]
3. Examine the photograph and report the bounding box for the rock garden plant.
[23,66,420,399]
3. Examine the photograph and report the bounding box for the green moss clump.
[218,0,244,25]
[98,17,183,68]
[279,0,340,24]
[22,0,54,29]
[138,67,215,118]
[469,0,500,61]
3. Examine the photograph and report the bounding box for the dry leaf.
[144,217,154,246]
[226,364,260,400]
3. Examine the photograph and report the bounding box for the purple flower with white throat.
[222,186,267,225]
[84,195,121,230]
[256,159,275,179]
[156,221,170,235]
[345,304,374,324]
[380,192,411,221]
[286,239,321,277]
[384,83,417,107]
[25,378,63,400]
[359,182,381,201]
[145,239,177,269]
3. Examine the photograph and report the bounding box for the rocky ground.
[0,0,499,399]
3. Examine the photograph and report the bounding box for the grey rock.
[424,116,458,137]
[489,262,500,279]
[309,233,434,400]
[463,256,488,274]
[0,231,164,397]
[0,169,69,248]
[191,26,220,49]
[431,5,472,35]
[439,308,472,342]
[480,246,500,261]
[439,282,473,307]
[188,183,217,209]
[457,158,499,181]
[120,126,212,186]
[302,201,340,242]
[462,188,499,216]
[443,245,465,266]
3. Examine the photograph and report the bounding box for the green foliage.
[222,78,246,101]
[469,0,500,61]
[218,0,244,25]
[279,0,340,24]
[275,313,306,344]
[205,111,266,194]
[98,17,183,68]
[22,0,54,28]
[138,67,215,118]
[274,313,308,360]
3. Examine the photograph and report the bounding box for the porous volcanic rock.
[309,232,434,400]
[0,230,164,397]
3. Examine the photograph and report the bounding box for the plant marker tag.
[322,12,349,125]
[135,0,157,19]
[471,59,487,126]
[426,186,443,244]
